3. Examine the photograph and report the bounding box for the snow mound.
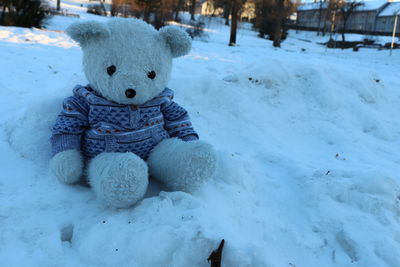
[1,12,400,267]
[5,98,61,165]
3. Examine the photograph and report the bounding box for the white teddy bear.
[50,18,216,208]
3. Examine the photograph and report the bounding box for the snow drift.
[0,5,399,267]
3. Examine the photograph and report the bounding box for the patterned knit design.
[51,85,198,159]
[52,96,89,135]
[89,106,130,128]
[53,116,87,134]
[163,102,197,138]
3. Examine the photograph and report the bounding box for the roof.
[379,1,400,16]
[297,0,390,12]
[359,0,389,10]
[297,2,327,11]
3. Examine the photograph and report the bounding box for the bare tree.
[229,0,238,45]
[111,0,122,16]
[190,0,197,20]
[135,0,160,22]
[228,0,247,46]
[272,0,284,47]
[338,0,363,45]
[174,0,184,21]
[317,0,325,36]
[326,0,339,42]
[222,0,232,26]
[322,3,330,36]
[131,0,176,27]
[154,0,175,28]
[99,0,107,15]
[208,0,232,25]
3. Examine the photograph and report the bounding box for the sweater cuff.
[181,134,199,142]
[51,134,81,156]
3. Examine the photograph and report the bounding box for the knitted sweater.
[51,85,198,159]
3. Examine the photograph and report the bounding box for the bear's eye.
[107,65,116,76]
[147,71,156,80]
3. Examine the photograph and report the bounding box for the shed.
[376,2,400,33]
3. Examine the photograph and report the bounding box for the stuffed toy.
[50,18,216,208]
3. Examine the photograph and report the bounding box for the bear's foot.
[148,138,216,192]
[88,152,148,208]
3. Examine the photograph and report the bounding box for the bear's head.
[66,18,192,105]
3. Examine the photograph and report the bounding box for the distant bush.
[253,0,294,46]
[362,38,375,45]
[185,20,208,41]
[327,39,362,49]
[0,0,50,28]
[383,42,400,49]
[255,21,289,42]
[87,4,106,16]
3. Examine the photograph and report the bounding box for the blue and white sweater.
[51,85,198,159]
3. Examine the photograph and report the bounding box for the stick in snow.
[207,239,225,267]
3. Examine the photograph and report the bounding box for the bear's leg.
[88,152,148,208]
[147,138,216,192]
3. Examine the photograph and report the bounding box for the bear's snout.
[125,89,136,99]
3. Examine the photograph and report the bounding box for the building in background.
[346,0,388,32]
[296,0,400,35]
[375,1,400,32]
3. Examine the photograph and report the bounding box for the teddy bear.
[50,18,216,209]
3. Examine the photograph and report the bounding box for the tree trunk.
[1,3,8,24]
[341,27,345,43]
[57,0,61,11]
[174,0,184,21]
[317,0,323,36]
[154,12,163,29]
[273,0,284,47]
[224,3,231,26]
[99,0,107,16]
[144,8,150,23]
[273,22,282,47]
[190,0,196,20]
[341,10,349,49]
[341,20,347,47]
[110,0,118,16]
[322,10,328,36]
[229,0,239,46]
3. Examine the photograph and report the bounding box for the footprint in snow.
[60,224,74,243]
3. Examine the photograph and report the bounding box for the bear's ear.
[159,26,192,58]
[66,21,110,46]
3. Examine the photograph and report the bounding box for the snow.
[1,3,400,267]
[289,29,398,43]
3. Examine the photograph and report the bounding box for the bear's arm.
[161,101,199,141]
[51,95,89,156]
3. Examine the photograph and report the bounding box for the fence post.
[390,12,398,56]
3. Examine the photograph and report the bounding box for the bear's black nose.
[125,89,136,99]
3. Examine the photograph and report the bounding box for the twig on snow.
[208,239,225,267]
